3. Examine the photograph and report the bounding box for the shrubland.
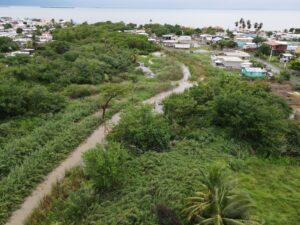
[0,22,182,224]
[23,53,300,225]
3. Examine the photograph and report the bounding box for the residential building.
[241,67,266,78]
[263,40,288,53]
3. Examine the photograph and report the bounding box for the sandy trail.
[5,64,193,225]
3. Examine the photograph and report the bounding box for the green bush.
[279,70,291,81]
[0,37,19,53]
[285,121,300,155]
[83,142,128,191]
[0,82,66,119]
[63,184,94,222]
[109,105,171,153]
[164,76,291,155]
[63,84,99,99]
[289,60,300,71]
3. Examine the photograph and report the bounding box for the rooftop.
[243,67,266,73]
[264,40,288,46]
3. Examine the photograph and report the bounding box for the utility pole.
[269,47,273,62]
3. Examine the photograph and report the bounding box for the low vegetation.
[26,52,300,225]
[0,22,182,224]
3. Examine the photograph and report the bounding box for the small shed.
[214,56,244,69]
[175,43,191,49]
[241,67,266,78]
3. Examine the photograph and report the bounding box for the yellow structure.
[296,46,300,55]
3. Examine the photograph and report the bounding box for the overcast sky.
[1,0,300,10]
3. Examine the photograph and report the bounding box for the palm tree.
[184,166,260,225]
[239,18,245,31]
[242,21,246,31]
[247,20,252,30]
[235,21,239,29]
[254,22,258,30]
[258,23,263,31]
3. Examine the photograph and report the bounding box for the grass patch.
[26,138,300,225]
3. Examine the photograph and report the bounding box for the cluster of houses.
[0,17,68,56]
[211,50,268,78]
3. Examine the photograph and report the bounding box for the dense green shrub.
[255,44,271,56]
[279,70,291,81]
[289,60,300,71]
[212,92,289,155]
[285,121,300,155]
[109,105,171,153]
[63,184,94,222]
[0,81,66,119]
[164,76,291,155]
[63,84,99,99]
[83,142,128,191]
[49,41,71,54]
[154,204,182,225]
[0,37,19,53]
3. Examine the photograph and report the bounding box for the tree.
[253,36,265,46]
[164,92,198,127]
[242,21,246,30]
[217,40,237,50]
[266,31,273,37]
[289,60,300,71]
[254,22,258,30]
[99,83,129,119]
[83,142,128,191]
[234,21,239,29]
[247,20,252,30]
[256,44,271,56]
[0,37,19,53]
[185,166,260,225]
[49,41,70,54]
[109,105,171,153]
[3,23,12,29]
[212,90,289,155]
[16,27,23,34]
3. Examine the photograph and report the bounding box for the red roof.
[264,40,287,46]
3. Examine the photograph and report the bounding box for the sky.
[1,0,300,10]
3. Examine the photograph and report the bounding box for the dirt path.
[5,64,193,225]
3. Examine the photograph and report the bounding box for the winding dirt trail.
[5,64,193,225]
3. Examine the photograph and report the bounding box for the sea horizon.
[1,6,300,30]
[1,6,300,11]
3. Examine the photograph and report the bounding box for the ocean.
[0,6,300,30]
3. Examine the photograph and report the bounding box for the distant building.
[213,56,244,69]
[263,40,288,53]
[175,43,191,49]
[235,37,254,48]
[296,46,300,55]
[242,42,257,50]
[178,35,192,43]
[241,67,266,78]
[223,50,250,60]
[280,53,293,63]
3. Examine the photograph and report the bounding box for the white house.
[175,43,191,49]
[213,56,244,69]
[242,42,257,50]
[223,51,250,60]
[178,35,192,43]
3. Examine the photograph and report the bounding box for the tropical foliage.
[109,105,171,153]
[185,166,259,225]
[83,142,128,191]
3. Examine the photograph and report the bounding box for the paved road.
[254,57,280,74]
